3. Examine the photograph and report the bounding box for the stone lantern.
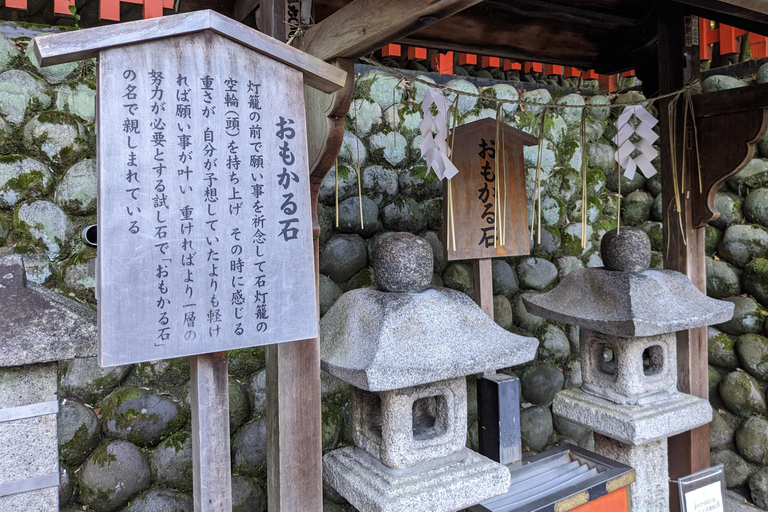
[524,228,734,512]
[320,233,539,512]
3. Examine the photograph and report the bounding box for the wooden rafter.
[294,0,484,62]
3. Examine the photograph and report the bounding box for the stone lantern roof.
[524,228,734,337]
[321,286,538,391]
[320,233,538,392]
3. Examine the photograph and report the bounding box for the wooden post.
[263,2,323,510]
[190,352,232,512]
[657,3,709,510]
[473,258,494,319]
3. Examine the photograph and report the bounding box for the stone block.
[580,329,677,405]
[0,363,59,511]
[323,446,510,512]
[352,378,466,469]
[552,388,712,445]
[594,435,668,512]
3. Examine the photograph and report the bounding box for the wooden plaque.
[443,118,536,261]
[96,31,317,366]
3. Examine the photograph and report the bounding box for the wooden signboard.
[33,11,345,368]
[444,117,537,261]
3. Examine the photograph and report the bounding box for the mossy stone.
[493,295,514,330]
[322,401,343,453]
[347,98,382,136]
[318,163,359,207]
[420,197,443,231]
[520,405,553,451]
[491,259,519,300]
[0,155,52,208]
[513,291,545,333]
[24,42,78,84]
[744,257,768,306]
[727,158,768,193]
[232,475,267,512]
[23,111,90,170]
[14,199,75,260]
[718,296,765,336]
[708,327,740,370]
[442,262,474,298]
[560,223,593,256]
[149,431,193,491]
[59,356,130,405]
[646,173,662,196]
[100,387,186,446]
[123,489,193,512]
[745,188,768,229]
[736,417,768,464]
[78,440,151,511]
[344,267,375,291]
[605,165,647,195]
[706,257,741,299]
[361,165,398,206]
[719,370,768,418]
[55,82,97,123]
[718,224,768,268]
[546,167,581,203]
[737,334,768,381]
[335,196,381,238]
[227,347,265,381]
[54,159,97,215]
[229,377,250,433]
[58,400,100,467]
[706,225,723,256]
[319,274,343,317]
[711,191,744,230]
[0,69,52,124]
[702,75,749,92]
[621,190,654,226]
[710,449,752,488]
[232,417,268,477]
[397,166,442,201]
[131,357,190,392]
[381,196,427,232]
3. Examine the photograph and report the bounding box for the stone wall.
[3,21,768,512]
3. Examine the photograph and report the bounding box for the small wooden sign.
[33,11,347,367]
[443,118,537,261]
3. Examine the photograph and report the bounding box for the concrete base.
[553,388,712,445]
[0,363,59,511]
[594,434,667,512]
[323,446,510,512]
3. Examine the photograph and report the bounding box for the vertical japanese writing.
[122,69,141,238]
[248,80,268,333]
[477,138,496,247]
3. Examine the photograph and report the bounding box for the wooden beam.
[295,0,484,61]
[673,0,768,35]
[657,4,709,510]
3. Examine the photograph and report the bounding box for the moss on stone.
[60,422,95,465]
[0,154,25,164]
[746,258,768,286]
[716,333,736,352]
[164,431,190,454]
[90,443,117,468]
[36,109,80,127]
[228,347,266,381]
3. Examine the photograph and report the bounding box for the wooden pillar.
[657,3,709,510]
[473,259,494,318]
[263,2,324,510]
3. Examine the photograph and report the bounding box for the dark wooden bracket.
[691,82,768,227]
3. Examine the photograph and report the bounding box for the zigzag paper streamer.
[612,105,659,180]
[419,87,459,180]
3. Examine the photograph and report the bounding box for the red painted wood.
[599,74,619,92]
[570,487,630,512]
[407,46,427,60]
[143,0,163,18]
[752,34,768,58]
[563,66,580,78]
[621,69,636,77]
[431,51,453,74]
[524,62,543,73]
[481,56,500,68]
[53,0,73,15]
[583,69,598,79]
[100,0,121,20]
[504,59,521,71]
[544,64,563,75]
[381,44,401,57]
[459,53,477,65]
[4,0,28,9]
[700,17,717,60]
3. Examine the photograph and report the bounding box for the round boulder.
[319,234,367,284]
[718,296,764,336]
[58,400,100,467]
[319,274,343,317]
[59,356,131,404]
[708,327,740,370]
[520,405,553,451]
[745,189,768,228]
[736,416,768,464]
[711,192,743,231]
[124,489,193,512]
[750,467,768,510]
[492,260,519,299]
[232,475,267,512]
[100,387,186,446]
[23,111,88,169]
[150,432,193,491]
[54,159,97,215]
[493,295,514,330]
[513,291,545,333]
[372,232,433,292]
[361,165,398,206]
[706,257,741,299]
[718,224,768,268]
[719,370,768,418]
[737,334,768,380]
[442,262,474,297]
[538,324,571,362]
[232,417,267,477]
[55,82,97,123]
[710,449,752,488]
[521,362,564,405]
[381,197,427,233]
[516,257,558,290]
[78,440,151,511]
[744,257,768,306]
[15,200,75,261]
[335,196,381,238]
[0,70,52,124]
[0,156,52,208]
